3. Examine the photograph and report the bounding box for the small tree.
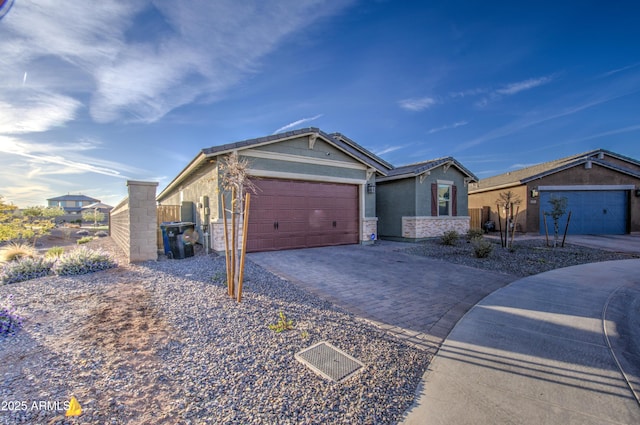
[82,210,105,227]
[219,152,256,302]
[544,196,568,248]
[495,190,522,248]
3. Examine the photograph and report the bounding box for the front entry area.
[246,178,359,252]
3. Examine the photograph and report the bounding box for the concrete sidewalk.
[402,259,640,425]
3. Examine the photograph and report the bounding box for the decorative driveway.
[248,241,517,353]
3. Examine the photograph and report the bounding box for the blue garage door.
[539,191,628,235]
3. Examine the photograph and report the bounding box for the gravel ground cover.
[0,238,429,425]
[405,237,640,277]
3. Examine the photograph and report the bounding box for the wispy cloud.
[273,114,323,134]
[0,90,82,134]
[495,76,554,95]
[598,62,640,79]
[428,120,468,134]
[2,1,355,124]
[456,90,639,152]
[375,145,404,156]
[0,135,147,180]
[398,96,437,111]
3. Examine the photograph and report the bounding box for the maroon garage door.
[246,178,359,252]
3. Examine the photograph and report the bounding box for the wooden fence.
[469,208,483,230]
[157,205,181,250]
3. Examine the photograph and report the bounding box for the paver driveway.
[248,241,517,353]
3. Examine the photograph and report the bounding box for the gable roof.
[469,149,640,193]
[201,127,393,173]
[47,194,100,202]
[377,156,479,183]
[158,128,393,201]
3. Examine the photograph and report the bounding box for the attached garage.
[539,189,629,235]
[156,128,391,253]
[247,178,359,252]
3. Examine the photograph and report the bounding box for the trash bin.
[160,222,195,259]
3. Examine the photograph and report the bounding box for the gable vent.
[585,160,592,169]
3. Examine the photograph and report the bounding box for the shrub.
[95,231,108,238]
[1,257,54,284]
[0,294,22,336]
[268,311,295,333]
[53,247,117,276]
[0,243,38,263]
[441,230,459,246]
[466,228,485,241]
[45,246,65,258]
[77,236,94,245]
[471,237,494,258]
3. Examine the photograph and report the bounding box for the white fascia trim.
[247,169,366,185]
[538,185,635,191]
[241,148,366,170]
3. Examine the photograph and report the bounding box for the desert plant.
[441,230,459,246]
[466,228,485,241]
[471,237,494,258]
[268,311,295,333]
[545,196,568,248]
[53,247,116,276]
[77,236,94,244]
[0,243,38,263]
[45,246,65,258]
[0,294,22,336]
[1,257,54,284]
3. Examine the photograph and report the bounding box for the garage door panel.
[539,190,628,235]
[247,178,359,252]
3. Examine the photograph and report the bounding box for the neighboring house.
[468,149,640,235]
[376,158,478,240]
[47,194,101,214]
[156,127,476,252]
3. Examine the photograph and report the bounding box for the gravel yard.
[405,236,640,277]
[0,238,429,425]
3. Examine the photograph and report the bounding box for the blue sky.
[1,0,639,207]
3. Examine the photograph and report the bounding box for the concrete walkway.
[248,242,517,353]
[402,259,640,425]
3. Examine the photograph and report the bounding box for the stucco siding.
[418,166,470,216]
[254,135,355,164]
[376,179,416,238]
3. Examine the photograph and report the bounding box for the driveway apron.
[402,259,640,425]
[248,242,517,353]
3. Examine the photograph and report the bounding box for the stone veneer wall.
[211,219,245,253]
[362,217,378,243]
[109,180,159,263]
[402,216,470,239]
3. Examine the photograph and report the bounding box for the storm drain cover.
[295,341,364,382]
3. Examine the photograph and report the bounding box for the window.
[438,184,451,216]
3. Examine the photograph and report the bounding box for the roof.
[377,156,479,183]
[201,127,393,173]
[158,128,393,200]
[47,194,100,202]
[469,149,640,193]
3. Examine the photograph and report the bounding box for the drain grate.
[295,341,364,383]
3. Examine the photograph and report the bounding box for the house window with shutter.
[438,184,451,216]
[432,182,458,216]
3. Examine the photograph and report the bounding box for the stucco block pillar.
[126,180,159,262]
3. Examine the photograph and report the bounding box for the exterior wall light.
[367,183,376,194]
[635,189,640,197]
[530,189,539,198]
